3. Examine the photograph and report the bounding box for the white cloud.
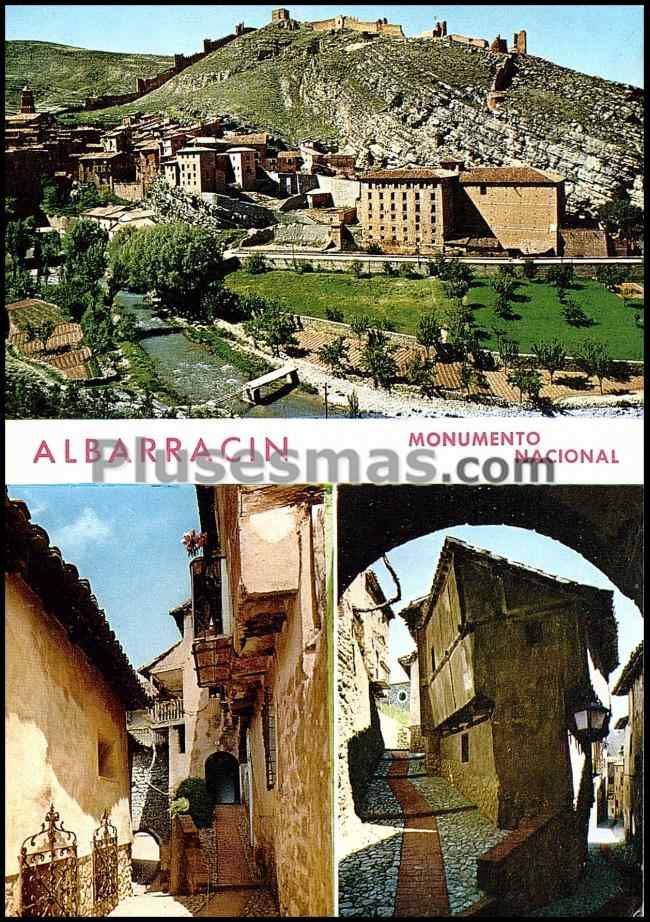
[55,507,112,550]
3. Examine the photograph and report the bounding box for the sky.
[372,524,643,722]
[8,485,199,669]
[5,4,644,86]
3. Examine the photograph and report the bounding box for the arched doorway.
[205,752,240,804]
[131,830,160,885]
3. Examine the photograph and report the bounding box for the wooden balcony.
[149,697,184,726]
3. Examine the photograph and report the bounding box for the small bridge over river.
[241,364,299,404]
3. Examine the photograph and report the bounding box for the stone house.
[358,162,566,256]
[77,150,133,191]
[612,642,643,854]
[410,537,617,831]
[397,648,422,751]
[4,494,148,916]
[605,755,625,822]
[227,147,258,191]
[337,569,395,836]
[129,485,332,916]
[176,146,227,194]
[358,168,457,254]
[454,165,565,255]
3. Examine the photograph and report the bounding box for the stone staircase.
[212,804,262,889]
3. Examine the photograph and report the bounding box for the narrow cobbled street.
[111,804,278,918]
[339,750,641,918]
[339,749,509,916]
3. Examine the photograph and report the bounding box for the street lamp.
[568,687,610,745]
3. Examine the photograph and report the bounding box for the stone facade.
[227,147,257,190]
[138,486,333,916]
[386,682,410,711]
[306,14,405,38]
[130,737,171,843]
[455,165,564,254]
[414,537,618,831]
[358,169,456,254]
[613,642,643,856]
[337,571,393,835]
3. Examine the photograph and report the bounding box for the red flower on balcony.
[181,529,208,558]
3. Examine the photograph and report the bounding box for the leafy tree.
[546,264,574,289]
[347,389,361,418]
[508,365,543,403]
[244,300,298,357]
[174,778,214,829]
[325,307,344,323]
[416,312,442,358]
[350,261,363,278]
[350,313,371,342]
[398,262,416,279]
[81,299,115,355]
[443,301,473,357]
[6,217,36,277]
[497,336,519,371]
[43,275,92,323]
[5,268,39,303]
[361,335,398,389]
[595,264,629,292]
[598,192,644,247]
[37,230,62,281]
[295,260,313,274]
[532,339,567,384]
[108,223,223,319]
[407,354,438,398]
[243,252,267,274]
[494,290,513,319]
[520,258,537,280]
[427,254,448,278]
[576,340,612,394]
[367,242,382,255]
[382,260,396,276]
[490,268,516,298]
[562,297,591,327]
[459,362,478,396]
[318,336,349,375]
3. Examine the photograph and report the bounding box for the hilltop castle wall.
[303,15,405,38]
[84,25,255,112]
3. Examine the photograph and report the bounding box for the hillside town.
[4,7,644,421]
[5,485,332,917]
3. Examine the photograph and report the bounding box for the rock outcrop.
[135,26,643,213]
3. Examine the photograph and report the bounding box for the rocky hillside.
[5,40,172,112]
[11,26,644,210]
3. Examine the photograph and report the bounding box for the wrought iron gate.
[93,809,119,916]
[19,804,78,917]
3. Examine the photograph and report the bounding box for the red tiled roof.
[361,168,456,181]
[460,166,563,185]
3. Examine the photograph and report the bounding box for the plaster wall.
[5,574,132,876]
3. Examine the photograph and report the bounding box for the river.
[116,292,335,418]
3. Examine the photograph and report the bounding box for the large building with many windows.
[358,168,457,254]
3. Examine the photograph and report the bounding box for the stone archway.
[131,830,160,885]
[205,751,241,804]
[337,485,643,612]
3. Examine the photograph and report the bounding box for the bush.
[367,243,382,255]
[175,778,214,828]
[398,263,416,279]
[244,252,267,275]
[295,260,313,274]
[350,261,363,278]
[325,307,345,323]
[382,261,396,276]
[521,258,537,280]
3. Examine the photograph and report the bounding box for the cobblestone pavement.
[339,751,505,917]
[339,827,403,917]
[527,846,629,917]
[437,811,509,914]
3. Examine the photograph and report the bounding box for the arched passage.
[131,830,160,885]
[205,751,240,804]
[337,485,643,612]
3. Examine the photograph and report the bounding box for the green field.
[225,269,644,361]
[5,40,172,112]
